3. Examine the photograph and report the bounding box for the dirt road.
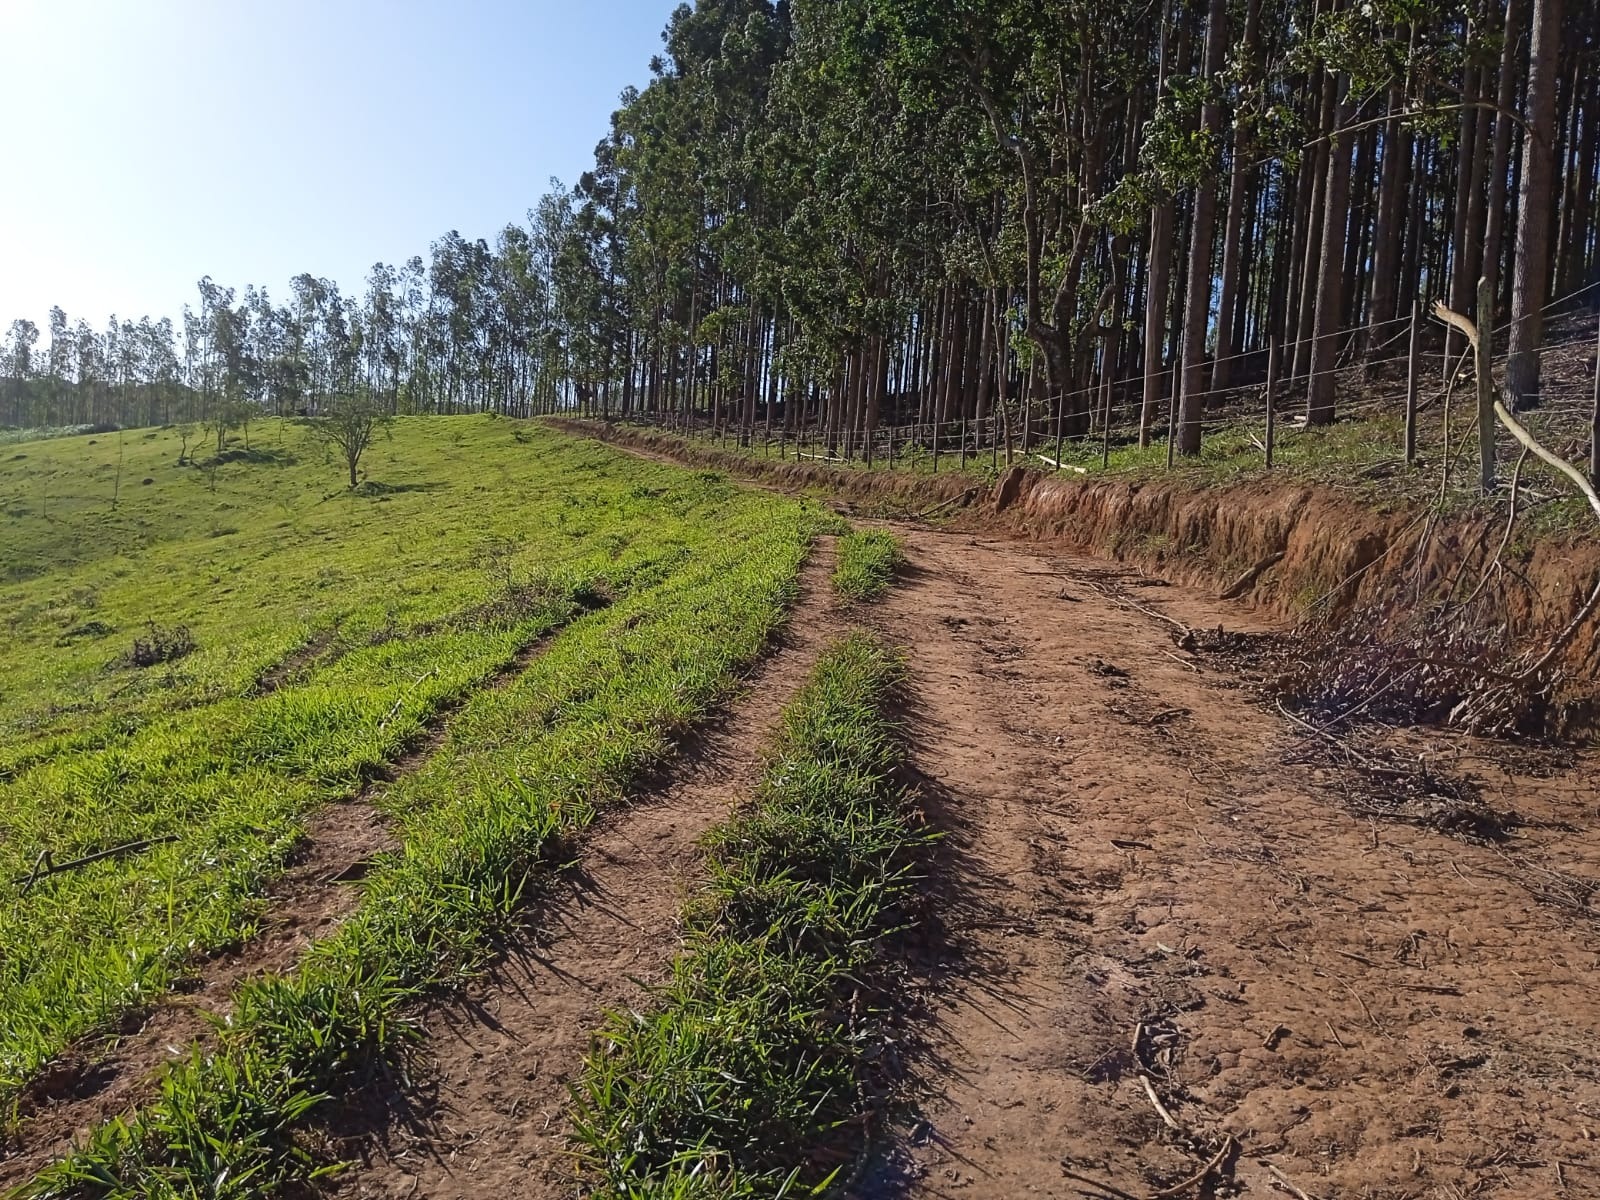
[858,525,1600,1200]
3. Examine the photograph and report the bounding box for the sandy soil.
[857,528,1600,1200]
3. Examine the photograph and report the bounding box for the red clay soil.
[854,527,1600,1200]
[0,628,571,1188]
[328,539,854,1200]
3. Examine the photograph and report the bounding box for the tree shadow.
[201,446,299,467]
[352,480,446,497]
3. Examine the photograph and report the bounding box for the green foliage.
[0,419,831,1185]
[569,632,927,1198]
[831,530,904,602]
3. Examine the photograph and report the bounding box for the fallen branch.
[1140,1073,1182,1131]
[1459,444,1530,611]
[1431,300,1600,690]
[377,668,440,733]
[1036,453,1089,473]
[1090,582,1192,636]
[1060,1167,1144,1200]
[1262,1161,1318,1200]
[1219,551,1286,601]
[14,835,180,889]
[916,487,979,519]
[1152,1137,1236,1199]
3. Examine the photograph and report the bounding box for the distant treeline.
[1,216,583,431]
[4,0,1598,454]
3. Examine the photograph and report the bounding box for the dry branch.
[1431,300,1600,691]
[1140,1073,1182,1131]
[1152,1137,1236,1198]
[1263,1161,1319,1200]
[916,487,979,519]
[1219,551,1286,600]
[14,835,180,889]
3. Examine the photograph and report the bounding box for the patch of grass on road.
[831,530,904,602]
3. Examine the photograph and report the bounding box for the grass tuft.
[830,531,904,603]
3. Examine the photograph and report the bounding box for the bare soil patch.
[856,528,1600,1200]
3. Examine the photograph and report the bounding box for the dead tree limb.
[14,835,180,890]
[1431,300,1600,682]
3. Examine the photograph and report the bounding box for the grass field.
[0,417,833,1182]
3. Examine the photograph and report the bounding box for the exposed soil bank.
[553,419,1600,727]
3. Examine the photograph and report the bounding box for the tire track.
[331,537,853,1200]
[856,528,1600,1200]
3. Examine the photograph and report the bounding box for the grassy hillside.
[0,417,828,1128]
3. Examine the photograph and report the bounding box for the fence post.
[1404,299,1420,465]
[1476,275,1496,493]
[1101,371,1113,469]
[1165,334,1182,471]
[1591,316,1599,487]
[1265,333,1279,468]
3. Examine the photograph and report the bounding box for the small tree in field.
[307,393,391,489]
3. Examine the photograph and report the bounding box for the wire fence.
[604,291,1600,493]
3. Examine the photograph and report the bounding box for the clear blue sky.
[0,0,679,329]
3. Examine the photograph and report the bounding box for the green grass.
[568,631,928,1199]
[831,531,904,603]
[0,417,832,1180]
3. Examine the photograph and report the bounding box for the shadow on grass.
[352,480,447,497]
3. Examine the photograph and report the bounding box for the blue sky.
[0,0,679,329]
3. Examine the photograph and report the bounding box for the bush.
[129,622,196,668]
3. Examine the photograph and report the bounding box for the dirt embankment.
[555,419,1600,725]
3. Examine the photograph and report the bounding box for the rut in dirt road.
[0,623,581,1191]
[334,538,854,1200]
[861,528,1600,1200]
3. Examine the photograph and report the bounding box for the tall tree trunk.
[1139,3,1177,448]
[1292,70,1335,381]
[1139,202,1175,447]
[1308,78,1353,425]
[1557,64,1596,297]
[1507,0,1565,408]
[1484,0,1527,308]
[1210,0,1261,394]
[1367,81,1411,352]
[1177,0,1228,456]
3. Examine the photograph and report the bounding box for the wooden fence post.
[1404,299,1420,465]
[1476,276,1496,493]
[1591,316,1599,487]
[1265,334,1279,468]
[1165,335,1182,471]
